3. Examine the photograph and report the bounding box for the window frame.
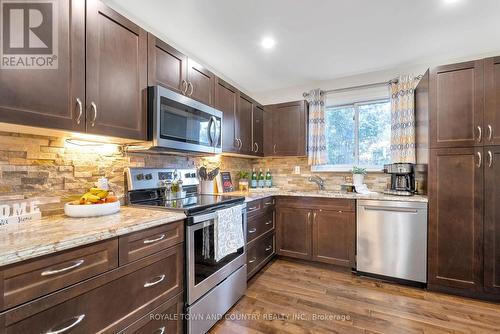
[312,98,390,173]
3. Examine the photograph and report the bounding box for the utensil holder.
[200,180,215,194]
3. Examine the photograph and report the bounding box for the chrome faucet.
[308,175,325,190]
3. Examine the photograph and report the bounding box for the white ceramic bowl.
[64,201,120,218]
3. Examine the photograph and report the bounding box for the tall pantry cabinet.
[416,56,500,300]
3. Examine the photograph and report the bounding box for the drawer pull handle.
[248,257,257,263]
[264,201,273,205]
[248,206,259,212]
[46,314,85,334]
[248,228,257,234]
[265,245,272,251]
[143,234,166,244]
[154,326,166,334]
[41,259,85,277]
[265,220,272,225]
[144,274,166,288]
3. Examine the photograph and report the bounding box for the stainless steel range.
[126,167,247,334]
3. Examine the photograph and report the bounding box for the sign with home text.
[0,200,41,226]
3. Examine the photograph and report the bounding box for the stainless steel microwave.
[149,86,222,154]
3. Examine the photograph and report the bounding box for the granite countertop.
[0,206,186,267]
[228,189,428,203]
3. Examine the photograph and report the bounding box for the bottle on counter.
[258,168,265,188]
[251,168,257,188]
[265,169,272,188]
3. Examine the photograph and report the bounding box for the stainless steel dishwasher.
[356,200,428,284]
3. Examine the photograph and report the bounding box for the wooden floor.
[210,258,500,334]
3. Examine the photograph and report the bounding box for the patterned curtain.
[390,75,418,163]
[306,89,327,165]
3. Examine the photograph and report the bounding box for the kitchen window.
[312,99,391,172]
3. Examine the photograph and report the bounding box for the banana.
[80,192,101,203]
[96,190,109,199]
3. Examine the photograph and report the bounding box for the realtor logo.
[1,0,58,69]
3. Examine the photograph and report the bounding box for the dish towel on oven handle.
[214,206,244,262]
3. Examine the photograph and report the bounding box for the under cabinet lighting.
[64,138,119,154]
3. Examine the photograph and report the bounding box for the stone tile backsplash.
[251,157,390,192]
[0,132,389,215]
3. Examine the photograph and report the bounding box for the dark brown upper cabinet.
[187,59,215,106]
[86,0,148,140]
[428,147,484,293]
[429,60,484,148]
[215,79,263,157]
[148,34,188,94]
[264,100,307,156]
[252,105,264,156]
[215,78,238,153]
[237,93,255,155]
[484,56,500,146]
[0,0,85,133]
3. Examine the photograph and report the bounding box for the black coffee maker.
[383,163,416,196]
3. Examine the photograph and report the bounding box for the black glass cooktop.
[133,194,245,216]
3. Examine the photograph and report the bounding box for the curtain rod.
[302,74,423,98]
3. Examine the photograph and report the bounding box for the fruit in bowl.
[70,188,118,205]
[65,188,120,217]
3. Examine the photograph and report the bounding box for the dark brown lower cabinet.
[245,198,276,279]
[428,148,484,293]
[0,245,183,333]
[276,198,355,267]
[247,231,275,279]
[0,222,185,333]
[484,146,500,294]
[312,209,355,267]
[276,207,312,260]
[119,293,183,334]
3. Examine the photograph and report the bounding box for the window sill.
[310,165,384,173]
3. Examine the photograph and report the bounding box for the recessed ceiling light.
[261,37,276,50]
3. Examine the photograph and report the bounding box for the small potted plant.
[351,166,367,185]
[237,170,250,191]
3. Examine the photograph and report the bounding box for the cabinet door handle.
[265,220,272,225]
[143,234,165,244]
[75,98,83,124]
[307,212,311,224]
[154,327,166,334]
[313,212,317,222]
[248,228,257,234]
[187,81,194,96]
[46,314,85,334]
[238,138,243,150]
[264,201,274,206]
[273,144,277,154]
[488,150,493,168]
[488,124,493,142]
[144,274,166,288]
[181,79,188,94]
[476,126,482,143]
[265,245,272,251]
[476,151,482,168]
[41,259,85,276]
[90,102,97,127]
[254,142,259,153]
[248,257,257,264]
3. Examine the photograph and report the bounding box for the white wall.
[252,51,500,105]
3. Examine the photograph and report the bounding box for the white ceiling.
[106,0,500,95]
